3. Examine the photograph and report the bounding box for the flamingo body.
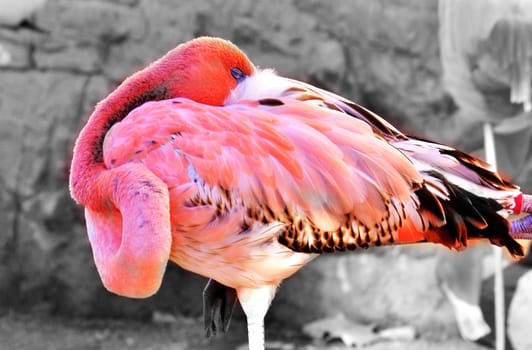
[102,94,421,289]
[69,37,532,350]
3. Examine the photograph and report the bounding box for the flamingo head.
[71,37,256,199]
[154,36,255,105]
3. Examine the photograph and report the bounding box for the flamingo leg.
[203,279,237,337]
[238,286,277,350]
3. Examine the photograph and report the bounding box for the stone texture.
[0,71,88,310]
[272,247,458,335]
[508,271,532,350]
[35,1,143,44]
[478,261,532,350]
[292,0,447,132]
[34,42,102,73]
[0,28,43,68]
[0,40,30,68]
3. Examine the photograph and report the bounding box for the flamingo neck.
[69,69,172,206]
[69,37,246,205]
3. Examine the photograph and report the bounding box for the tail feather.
[392,137,520,198]
[414,185,446,226]
[437,147,517,192]
[467,193,523,256]
[420,171,523,257]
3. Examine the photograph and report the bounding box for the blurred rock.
[508,271,532,350]
[478,262,532,350]
[271,246,458,337]
[294,0,446,131]
[113,0,140,6]
[0,41,30,68]
[302,37,348,93]
[0,71,87,310]
[302,313,379,347]
[0,27,45,69]
[34,42,102,73]
[0,0,47,27]
[35,0,142,44]
[302,313,417,347]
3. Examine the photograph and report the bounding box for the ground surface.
[0,312,489,350]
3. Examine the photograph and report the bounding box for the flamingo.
[69,37,532,350]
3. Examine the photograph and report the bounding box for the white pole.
[483,122,505,350]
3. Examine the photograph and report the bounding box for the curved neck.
[69,66,172,205]
[69,38,243,205]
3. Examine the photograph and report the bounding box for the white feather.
[225,69,291,104]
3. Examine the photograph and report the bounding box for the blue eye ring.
[230,67,246,83]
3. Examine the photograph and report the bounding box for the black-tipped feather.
[427,171,523,257]
[281,79,523,256]
[415,184,446,225]
[438,147,517,191]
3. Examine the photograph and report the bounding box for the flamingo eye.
[230,67,246,83]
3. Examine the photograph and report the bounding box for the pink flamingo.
[69,37,532,350]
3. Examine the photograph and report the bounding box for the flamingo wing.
[102,94,523,257]
[230,71,520,199]
[102,97,431,251]
[271,78,523,254]
[267,75,520,193]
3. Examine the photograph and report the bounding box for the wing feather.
[102,90,522,257]
[103,97,422,238]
